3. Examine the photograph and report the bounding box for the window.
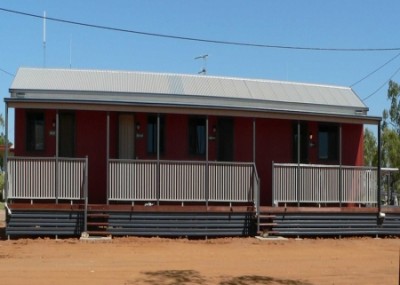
[318,124,339,161]
[189,117,206,156]
[26,112,45,151]
[147,115,165,154]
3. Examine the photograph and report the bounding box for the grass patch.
[0,202,4,210]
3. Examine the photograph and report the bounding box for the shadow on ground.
[219,275,313,285]
[127,270,313,285]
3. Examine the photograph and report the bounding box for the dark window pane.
[147,115,164,154]
[189,117,206,156]
[26,112,45,151]
[318,125,339,161]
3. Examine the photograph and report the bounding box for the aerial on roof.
[8,67,371,119]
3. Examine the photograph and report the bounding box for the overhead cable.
[351,52,400,87]
[1,7,400,52]
[0,68,14,77]
[362,65,400,101]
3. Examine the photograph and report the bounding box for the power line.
[351,52,400,87]
[1,7,400,52]
[0,68,14,77]
[362,65,400,101]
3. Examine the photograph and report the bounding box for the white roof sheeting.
[9,67,369,118]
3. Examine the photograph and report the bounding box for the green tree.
[363,128,377,166]
[380,80,400,195]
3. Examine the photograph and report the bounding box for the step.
[257,230,280,236]
[259,223,278,227]
[87,222,109,227]
[258,214,276,219]
[86,230,111,236]
[87,213,110,218]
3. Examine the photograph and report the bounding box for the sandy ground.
[0,210,399,285]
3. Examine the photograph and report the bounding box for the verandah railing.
[272,162,378,205]
[7,157,88,200]
[108,160,260,205]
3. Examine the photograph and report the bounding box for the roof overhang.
[5,96,381,125]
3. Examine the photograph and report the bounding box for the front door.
[217,118,234,161]
[59,112,75,157]
[118,114,135,159]
[292,122,309,163]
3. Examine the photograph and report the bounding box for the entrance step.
[86,211,110,236]
[257,212,279,237]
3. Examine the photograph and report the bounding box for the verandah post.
[297,121,300,206]
[3,102,8,201]
[377,120,382,213]
[157,113,160,205]
[55,110,59,204]
[106,112,110,205]
[206,116,209,207]
[339,124,342,207]
[84,155,89,233]
[271,161,275,207]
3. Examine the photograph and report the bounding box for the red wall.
[14,109,365,206]
[256,119,293,205]
[342,124,364,166]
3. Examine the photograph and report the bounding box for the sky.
[1,1,400,142]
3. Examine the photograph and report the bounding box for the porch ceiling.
[7,67,380,125]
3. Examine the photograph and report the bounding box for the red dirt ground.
[0,210,399,285]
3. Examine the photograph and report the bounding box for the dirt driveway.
[0,210,399,285]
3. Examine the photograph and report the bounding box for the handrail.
[272,163,389,205]
[109,159,259,204]
[7,157,87,200]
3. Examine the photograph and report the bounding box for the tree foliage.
[363,128,377,167]
[387,80,400,133]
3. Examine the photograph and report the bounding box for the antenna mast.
[43,11,46,67]
[195,54,208,75]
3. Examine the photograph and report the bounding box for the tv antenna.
[195,54,208,75]
[43,11,46,67]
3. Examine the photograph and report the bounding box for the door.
[292,122,308,163]
[118,114,135,159]
[217,118,234,161]
[59,112,75,157]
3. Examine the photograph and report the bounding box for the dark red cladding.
[15,109,364,205]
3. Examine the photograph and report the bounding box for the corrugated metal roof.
[9,67,368,117]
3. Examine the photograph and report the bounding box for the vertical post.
[106,112,110,205]
[253,118,259,217]
[206,116,209,207]
[157,114,160,205]
[55,111,59,204]
[377,121,382,213]
[297,121,300,206]
[271,161,275,207]
[3,103,8,201]
[84,155,89,233]
[253,118,256,164]
[339,124,342,207]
